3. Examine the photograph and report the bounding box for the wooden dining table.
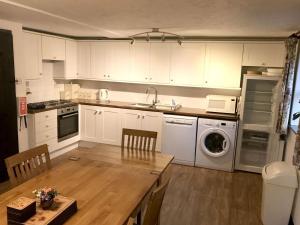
[0,143,174,225]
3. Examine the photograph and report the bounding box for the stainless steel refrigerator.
[0,29,18,182]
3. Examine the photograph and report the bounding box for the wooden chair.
[5,144,51,186]
[121,128,158,152]
[127,180,169,225]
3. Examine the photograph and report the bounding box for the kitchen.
[0,1,299,225]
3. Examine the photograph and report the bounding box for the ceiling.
[0,0,299,37]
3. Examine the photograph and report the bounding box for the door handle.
[223,140,227,149]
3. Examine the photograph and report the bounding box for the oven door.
[58,112,79,142]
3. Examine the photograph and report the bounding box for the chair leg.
[136,210,142,225]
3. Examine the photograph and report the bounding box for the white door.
[91,42,107,79]
[42,35,65,60]
[204,43,243,88]
[65,40,77,78]
[243,43,285,67]
[141,111,163,151]
[101,108,122,145]
[77,42,91,78]
[170,42,206,86]
[81,106,98,142]
[122,110,142,130]
[110,42,131,81]
[130,42,150,82]
[149,42,171,84]
[23,32,42,80]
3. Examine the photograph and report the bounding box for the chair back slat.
[121,128,158,152]
[5,144,51,187]
[143,180,170,225]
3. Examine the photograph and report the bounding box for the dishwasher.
[162,114,198,166]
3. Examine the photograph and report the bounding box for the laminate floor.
[160,164,263,225]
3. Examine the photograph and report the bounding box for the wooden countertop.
[0,144,174,225]
[28,99,238,121]
[75,99,239,121]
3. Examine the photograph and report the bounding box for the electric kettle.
[99,89,109,101]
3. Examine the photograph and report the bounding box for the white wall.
[75,80,241,109]
[0,19,28,152]
[26,62,62,103]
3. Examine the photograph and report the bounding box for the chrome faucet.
[146,86,158,105]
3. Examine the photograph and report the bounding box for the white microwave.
[206,95,237,114]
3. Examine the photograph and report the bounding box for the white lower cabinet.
[80,105,122,145]
[81,105,163,150]
[28,110,58,153]
[122,109,163,151]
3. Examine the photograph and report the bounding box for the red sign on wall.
[18,97,27,116]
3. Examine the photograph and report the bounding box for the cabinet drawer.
[36,128,57,143]
[36,138,57,153]
[35,119,57,133]
[35,110,57,124]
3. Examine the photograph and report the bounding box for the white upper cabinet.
[91,42,108,79]
[170,42,206,86]
[42,35,65,61]
[23,32,42,80]
[77,42,91,78]
[149,43,171,84]
[204,43,243,89]
[242,43,285,67]
[110,42,131,81]
[90,41,131,81]
[130,42,150,82]
[130,42,171,84]
[65,40,78,78]
[53,40,78,79]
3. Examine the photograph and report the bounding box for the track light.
[129,28,183,45]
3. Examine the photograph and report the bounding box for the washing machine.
[195,118,237,172]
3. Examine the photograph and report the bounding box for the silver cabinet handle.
[98,111,102,115]
[142,115,145,119]
[94,110,98,115]
[137,115,140,119]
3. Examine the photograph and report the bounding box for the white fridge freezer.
[162,115,198,166]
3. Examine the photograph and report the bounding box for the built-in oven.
[57,105,79,142]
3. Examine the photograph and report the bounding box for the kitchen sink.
[131,103,181,111]
[131,103,155,108]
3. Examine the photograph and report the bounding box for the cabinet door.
[91,42,107,79]
[42,36,65,60]
[77,42,91,78]
[130,42,150,82]
[141,111,163,151]
[170,42,205,86]
[204,43,243,88]
[149,43,171,84]
[110,42,131,81]
[81,106,99,142]
[65,40,77,78]
[122,110,142,130]
[23,32,42,80]
[243,43,285,67]
[101,108,122,145]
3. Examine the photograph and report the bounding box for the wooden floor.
[160,164,263,225]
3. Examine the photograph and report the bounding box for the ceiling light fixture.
[129,28,183,45]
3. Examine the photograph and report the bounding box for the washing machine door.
[200,128,231,157]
